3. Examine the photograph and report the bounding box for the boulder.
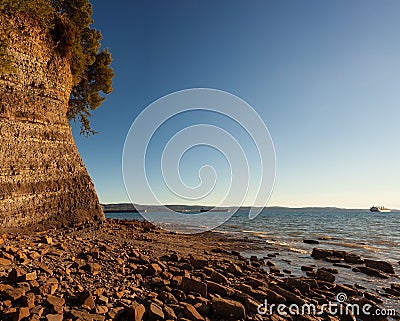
[182,277,207,297]
[212,297,245,319]
[311,248,333,259]
[364,259,394,274]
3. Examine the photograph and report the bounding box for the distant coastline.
[102,203,399,213]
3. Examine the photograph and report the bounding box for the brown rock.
[23,271,37,281]
[158,291,178,304]
[98,295,109,305]
[270,285,308,305]
[42,236,53,244]
[263,288,287,304]
[163,305,177,320]
[364,259,394,274]
[126,302,146,321]
[149,302,164,320]
[301,266,314,272]
[286,278,311,293]
[79,290,96,310]
[0,257,12,265]
[344,253,363,264]
[182,277,207,297]
[39,281,58,296]
[210,270,229,284]
[4,287,26,301]
[316,268,336,283]
[227,262,242,275]
[182,303,204,321]
[22,292,36,309]
[335,284,358,297]
[37,263,54,275]
[189,255,208,269]
[46,315,63,321]
[30,305,45,317]
[364,291,384,304]
[303,239,320,244]
[244,296,260,314]
[95,306,108,314]
[46,295,65,309]
[148,263,162,276]
[212,297,245,319]
[311,248,333,259]
[8,267,27,281]
[86,262,101,275]
[170,253,181,262]
[107,307,125,320]
[356,266,389,278]
[205,280,234,296]
[12,307,30,321]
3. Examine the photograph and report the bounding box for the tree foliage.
[0,0,114,136]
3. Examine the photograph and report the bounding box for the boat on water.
[370,206,391,213]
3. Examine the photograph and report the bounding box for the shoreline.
[0,219,399,320]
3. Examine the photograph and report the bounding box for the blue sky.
[72,0,400,209]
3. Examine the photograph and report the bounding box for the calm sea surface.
[106,207,400,262]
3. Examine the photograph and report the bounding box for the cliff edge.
[0,15,104,228]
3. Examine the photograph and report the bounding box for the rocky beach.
[0,219,399,321]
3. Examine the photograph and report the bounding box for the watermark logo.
[257,292,397,317]
[335,292,347,303]
[122,88,276,233]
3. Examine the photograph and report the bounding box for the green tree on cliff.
[0,0,114,136]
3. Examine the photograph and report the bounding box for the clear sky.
[72,0,400,209]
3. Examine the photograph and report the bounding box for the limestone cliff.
[0,15,104,228]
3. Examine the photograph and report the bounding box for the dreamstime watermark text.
[257,293,397,317]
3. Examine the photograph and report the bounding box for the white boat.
[370,206,391,213]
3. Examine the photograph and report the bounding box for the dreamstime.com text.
[257,293,397,317]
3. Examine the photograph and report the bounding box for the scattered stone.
[212,297,245,319]
[301,265,314,272]
[364,259,394,274]
[42,236,53,244]
[356,266,389,279]
[148,302,164,320]
[46,295,65,309]
[0,257,12,265]
[210,270,229,284]
[303,239,320,244]
[182,277,207,297]
[86,262,101,275]
[23,271,37,281]
[311,248,333,259]
[12,307,30,321]
[126,302,146,321]
[189,255,208,269]
[148,263,162,276]
[78,290,95,310]
[182,303,204,321]
[46,315,63,321]
[344,253,363,264]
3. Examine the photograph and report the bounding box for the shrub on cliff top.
[0,0,114,136]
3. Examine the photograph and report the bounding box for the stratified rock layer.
[0,15,103,228]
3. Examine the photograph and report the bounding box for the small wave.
[264,239,291,247]
[324,241,379,252]
[289,247,311,254]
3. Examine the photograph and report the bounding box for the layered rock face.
[0,15,104,228]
